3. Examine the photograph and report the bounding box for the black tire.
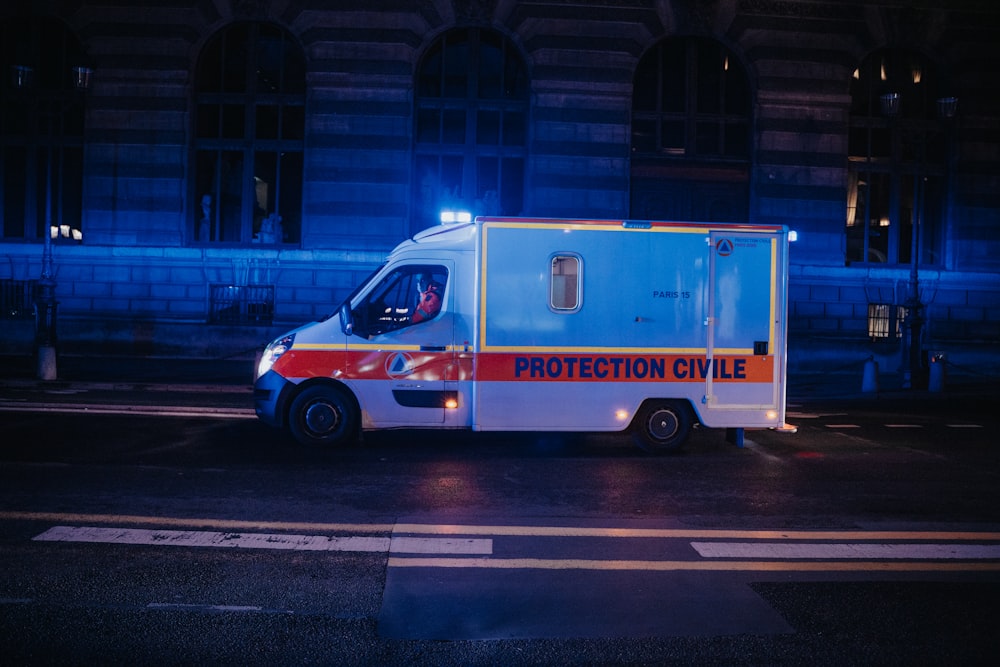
[287,384,359,447]
[632,400,693,453]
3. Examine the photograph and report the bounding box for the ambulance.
[254,216,792,452]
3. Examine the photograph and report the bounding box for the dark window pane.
[478,32,503,99]
[503,111,525,146]
[195,149,245,243]
[418,44,443,97]
[696,41,723,113]
[501,158,524,216]
[417,109,441,143]
[221,104,245,139]
[278,151,302,243]
[633,58,659,111]
[414,154,442,229]
[198,39,222,92]
[477,110,500,144]
[724,65,751,115]
[723,122,748,157]
[197,104,219,138]
[195,151,218,242]
[443,32,470,98]
[504,50,528,99]
[218,151,244,242]
[661,120,685,154]
[253,151,276,229]
[256,104,278,140]
[696,122,721,155]
[3,147,27,238]
[848,125,869,158]
[255,28,284,93]
[442,109,466,144]
[282,105,304,140]
[61,147,83,233]
[660,42,686,113]
[222,24,249,93]
[631,118,656,153]
[477,156,498,201]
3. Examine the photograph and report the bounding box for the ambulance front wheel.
[288,385,359,447]
[632,400,693,453]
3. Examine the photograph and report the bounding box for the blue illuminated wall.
[0,1,997,374]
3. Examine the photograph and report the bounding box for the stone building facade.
[1,0,998,378]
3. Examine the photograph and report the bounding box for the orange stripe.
[475,352,773,383]
[276,349,773,384]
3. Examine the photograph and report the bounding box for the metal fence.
[209,284,275,325]
[0,279,37,320]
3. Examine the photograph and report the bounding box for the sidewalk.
[3,351,997,399]
[0,353,256,390]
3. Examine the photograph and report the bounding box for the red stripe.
[275,349,772,384]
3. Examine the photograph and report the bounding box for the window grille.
[868,303,904,340]
[209,284,275,325]
[0,279,37,319]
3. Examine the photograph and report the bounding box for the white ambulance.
[254,216,792,452]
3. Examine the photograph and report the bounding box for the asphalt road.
[1,366,999,664]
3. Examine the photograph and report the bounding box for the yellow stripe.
[293,343,458,352]
[9,512,997,543]
[484,220,714,235]
[769,237,777,348]
[478,346,716,354]
[388,557,1000,572]
[391,523,1000,541]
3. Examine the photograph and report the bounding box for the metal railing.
[0,279,37,320]
[209,284,275,325]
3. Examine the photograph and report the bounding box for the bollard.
[928,352,946,393]
[37,345,57,381]
[862,356,879,393]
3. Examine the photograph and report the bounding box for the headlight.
[256,334,294,379]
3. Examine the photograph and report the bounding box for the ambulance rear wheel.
[288,385,359,448]
[633,401,692,453]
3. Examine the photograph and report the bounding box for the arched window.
[847,48,952,266]
[0,18,89,241]
[413,28,528,233]
[193,22,305,245]
[630,37,751,222]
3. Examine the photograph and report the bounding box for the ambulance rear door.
[704,230,782,412]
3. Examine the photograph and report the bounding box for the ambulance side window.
[550,254,581,312]
[354,264,447,337]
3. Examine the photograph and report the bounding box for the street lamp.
[879,91,957,389]
[10,63,92,380]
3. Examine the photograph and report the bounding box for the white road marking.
[32,526,492,555]
[0,403,255,419]
[691,541,1000,559]
[147,603,264,612]
[947,424,983,428]
[825,424,860,428]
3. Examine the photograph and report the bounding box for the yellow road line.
[4,511,1000,542]
[388,557,1000,573]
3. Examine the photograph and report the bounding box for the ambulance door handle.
[420,345,447,351]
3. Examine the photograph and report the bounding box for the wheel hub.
[304,401,339,435]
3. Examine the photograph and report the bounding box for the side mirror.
[339,302,354,336]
